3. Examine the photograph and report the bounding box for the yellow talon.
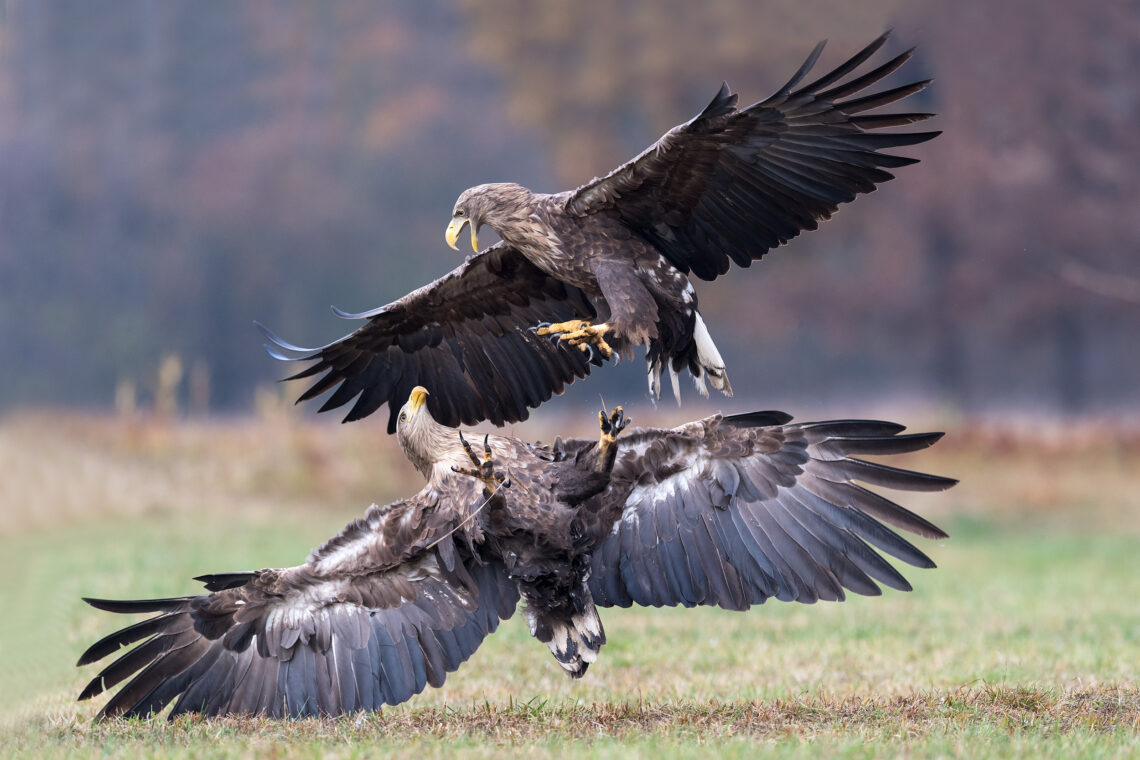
[535,319,588,336]
[598,406,628,454]
[538,321,613,360]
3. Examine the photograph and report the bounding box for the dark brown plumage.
[262,32,939,432]
[78,387,954,719]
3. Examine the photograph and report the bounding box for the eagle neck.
[492,194,565,276]
[399,416,464,480]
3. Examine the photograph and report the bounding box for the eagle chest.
[490,491,576,551]
[520,239,574,283]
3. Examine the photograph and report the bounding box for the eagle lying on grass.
[78,387,954,719]
[261,32,938,433]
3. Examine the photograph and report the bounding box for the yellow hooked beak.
[445,217,478,252]
[408,386,430,413]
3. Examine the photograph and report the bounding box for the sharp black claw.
[453,431,507,490]
[458,431,481,467]
[599,406,629,439]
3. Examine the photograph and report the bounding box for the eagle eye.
[398,412,407,423]
[455,209,465,218]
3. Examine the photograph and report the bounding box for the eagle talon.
[454,432,508,489]
[599,406,629,444]
[534,319,588,337]
[576,337,612,360]
[532,320,614,359]
[559,324,615,360]
[598,406,628,460]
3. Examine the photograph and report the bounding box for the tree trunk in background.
[1053,307,1085,413]
[926,225,968,410]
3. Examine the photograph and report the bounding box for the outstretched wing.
[565,32,938,281]
[77,494,519,719]
[587,412,955,610]
[262,243,599,432]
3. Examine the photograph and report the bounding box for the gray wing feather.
[79,555,518,719]
[78,490,520,719]
[589,413,954,610]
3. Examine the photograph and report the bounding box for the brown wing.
[261,243,599,432]
[77,493,519,719]
[565,33,939,281]
[587,412,954,610]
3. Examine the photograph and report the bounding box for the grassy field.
[1,408,1138,758]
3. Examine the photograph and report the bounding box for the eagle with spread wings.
[261,32,939,433]
[78,387,954,719]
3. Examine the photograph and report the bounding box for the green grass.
[1,412,1138,758]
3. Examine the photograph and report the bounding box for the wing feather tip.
[77,678,105,702]
[696,81,738,120]
[255,320,322,358]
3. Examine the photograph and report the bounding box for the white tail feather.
[648,359,662,398]
[544,603,606,677]
[693,312,732,396]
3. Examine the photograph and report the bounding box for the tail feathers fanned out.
[529,601,606,679]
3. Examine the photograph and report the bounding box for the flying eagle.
[260,32,939,433]
[78,387,954,719]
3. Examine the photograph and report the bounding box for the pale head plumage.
[395,386,458,477]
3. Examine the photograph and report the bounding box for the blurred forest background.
[3,3,1140,747]
[1,0,1138,420]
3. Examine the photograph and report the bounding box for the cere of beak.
[445,218,478,252]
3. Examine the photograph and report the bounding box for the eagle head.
[445,182,531,252]
[395,386,455,477]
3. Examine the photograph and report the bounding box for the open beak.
[445,218,478,252]
[408,386,430,413]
